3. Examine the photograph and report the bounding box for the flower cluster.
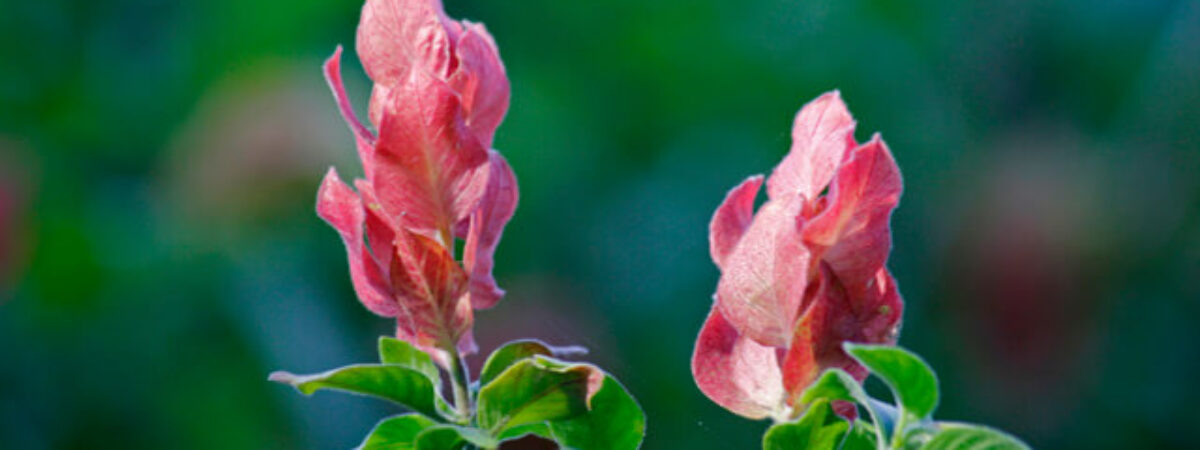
[317,0,517,365]
[692,92,904,420]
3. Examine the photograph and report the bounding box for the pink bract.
[692,91,903,420]
[316,0,517,364]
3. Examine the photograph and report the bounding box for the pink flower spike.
[709,175,763,269]
[767,91,857,201]
[693,92,905,421]
[691,306,785,420]
[316,168,400,318]
[463,151,518,309]
[318,0,518,357]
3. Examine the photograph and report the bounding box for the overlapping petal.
[390,228,471,347]
[804,135,903,293]
[357,0,509,146]
[356,0,455,88]
[448,22,510,147]
[780,266,865,400]
[716,194,812,347]
[856,268,904,347]
[766,91,857,201]
[354,180,397,272]
[370,69,490,237]
[691,306,785,420]
[316,169,400,318]
[709,175,763,269]
[463,151,518,309]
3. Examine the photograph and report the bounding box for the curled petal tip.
[323,47,376,144]
[709,174,763,268]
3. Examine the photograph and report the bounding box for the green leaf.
[495,422,552,442]
[479,339,552,387]
[545,373,645,450]
[378,337,441,383]
[840,421,879,450]
[799,369,869,406]
[920,423,1029,450]
[269,364,444,420]
[412,427,465,450]
[357,414,436,450]
[413,425,497,450]
[476,356,596,433]
[762,398,849,450]
[798,369,889,447]
[844,343,939,419]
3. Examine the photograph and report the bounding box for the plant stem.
[860,401,887,450]
[890,410,908,449]
[447,345,472,420]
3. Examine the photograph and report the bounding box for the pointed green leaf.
[546,373,645,450]
[799,369,868,406]
[357,414,436,450]
[269,364,443,420]
[379,337,441,383]
[375,338,457,421]
[762,398,849,450]
[921,423,1029,450]
[844,343,939,419]
[476,356,596,433]
[479,339,552,387]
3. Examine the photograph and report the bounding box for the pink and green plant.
[268,1,1031,448]
[269,1,644,448]
[691,93,1029,449]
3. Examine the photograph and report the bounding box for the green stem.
[447,346,472,420]
[890,409,908,449]
[859,400,887,450]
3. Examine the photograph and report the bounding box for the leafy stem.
[773,345,1030,450]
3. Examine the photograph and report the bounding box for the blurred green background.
[2,0,1198,448]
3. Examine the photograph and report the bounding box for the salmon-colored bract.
[316,0,517,365]
[692,91,903,420]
